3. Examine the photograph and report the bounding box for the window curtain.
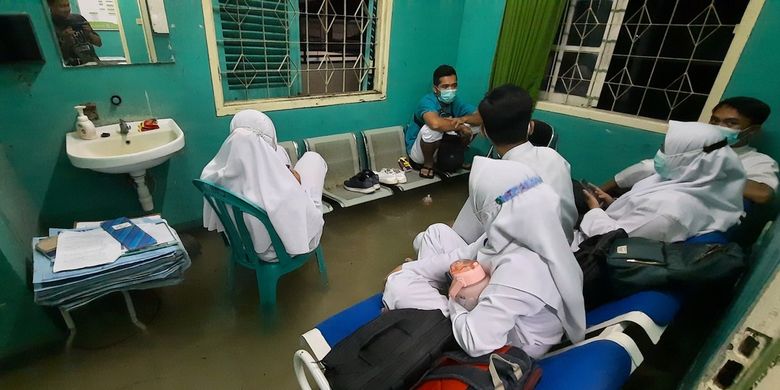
[490,0,568,100]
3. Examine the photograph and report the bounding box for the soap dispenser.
[74,105,97,140]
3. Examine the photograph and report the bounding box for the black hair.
[478,84,533,146]
[433,65,457,86]
[714,96,771,125]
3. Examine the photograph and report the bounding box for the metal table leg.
[121,290,147,332]
[59,307,76,350]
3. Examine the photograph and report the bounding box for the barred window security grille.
[214,0,379,102]
[541,0,750,122]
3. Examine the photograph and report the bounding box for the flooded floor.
[0,178,470,389]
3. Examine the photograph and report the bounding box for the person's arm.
[422,111,461,133]
[457,111,482,126]
[449,285,543,357]
[600,179,620,194]
[744,180,774,204]
[81,21,102,46]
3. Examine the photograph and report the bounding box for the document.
[53,229,123,272]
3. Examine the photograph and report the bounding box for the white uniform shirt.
[453,142,577,243]
[615,146,778,191]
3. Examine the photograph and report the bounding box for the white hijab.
[606,121,745,235]
[229,109,291,165]
[469,156,586,343]
[200,114,323,257]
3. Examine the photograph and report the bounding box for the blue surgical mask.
[438,88,457,104]
[653,150,670,179]
[715,126,741,145]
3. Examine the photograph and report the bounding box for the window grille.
[214,0,380,102]
[541,0,751,122]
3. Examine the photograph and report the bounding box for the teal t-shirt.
[405,93,476,153]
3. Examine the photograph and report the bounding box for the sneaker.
[393,169,407,184]
[398,157,413,172]
[344,172,376,193]
[361,169,380,190]
[376,169,398,185]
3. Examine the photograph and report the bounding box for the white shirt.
[615,146,779,191]
[453,143,577,244]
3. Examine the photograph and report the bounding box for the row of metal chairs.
[280,126,466,209]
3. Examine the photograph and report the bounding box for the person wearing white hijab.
[200,110,328,261]
[451,85,576,244]
[576,121,745,246]
[384,157,586,358]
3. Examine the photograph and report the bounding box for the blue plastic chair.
[193,179,328,310]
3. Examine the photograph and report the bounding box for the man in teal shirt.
[406,65,483,177]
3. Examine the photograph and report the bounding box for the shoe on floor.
[344,172,376,193]
[376,168,398,185]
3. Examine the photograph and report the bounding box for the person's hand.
[588,184,615,206]
[59,27,76,44]
[290,168,301,184]
[583,189,601,210]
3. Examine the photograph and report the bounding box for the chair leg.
[256,268,279,310]
[315,246,329,287]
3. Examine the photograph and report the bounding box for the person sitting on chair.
[405,65,483,177]
[200,110,328,262]
[384,157,586,358]
[601,97,777,205]
[576,121,745,248]
[451,85,577,244]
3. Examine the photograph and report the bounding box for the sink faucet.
[119,119,131,135]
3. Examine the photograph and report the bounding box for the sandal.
[419,166,435,179]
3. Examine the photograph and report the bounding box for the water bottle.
[422,194,433,206]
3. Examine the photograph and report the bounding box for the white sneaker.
[394,169,407,184]
[376,169,398,185]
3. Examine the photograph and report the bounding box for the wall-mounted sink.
[66,118,185,211]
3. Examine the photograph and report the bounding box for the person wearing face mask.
[575,121,745,247]
[601,97,777,205]
[450,84,577,244]
[383,157,585,358]
[406,65,483,178]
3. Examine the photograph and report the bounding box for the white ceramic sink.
[66,118,185,211]
[66,118,185,174]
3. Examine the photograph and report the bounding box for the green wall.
[721,0,780,164]
[0,0,503,233]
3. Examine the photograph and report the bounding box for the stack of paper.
[32,216,191,310]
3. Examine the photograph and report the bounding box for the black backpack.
[321,309,458,390]
[574,229,629,309]
[436,134,466,172]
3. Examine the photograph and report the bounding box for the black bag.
[606,238,745,298]
[321,308,458,390]
[574,229,628,309]
[414,345,542,390]
[436,134,466,172]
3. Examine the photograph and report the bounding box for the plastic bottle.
[422,194,433,206]
[74,105,97,140]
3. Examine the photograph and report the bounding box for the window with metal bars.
[540,0,752,122]
[212,0,382,102]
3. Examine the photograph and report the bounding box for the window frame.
[536,0,765,134]
[201,0,393,116]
